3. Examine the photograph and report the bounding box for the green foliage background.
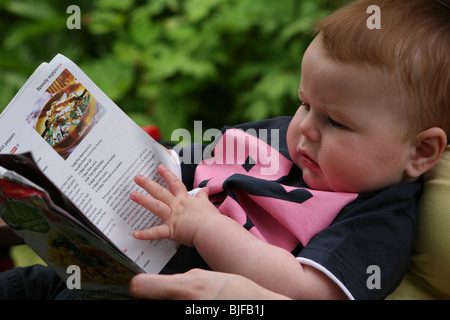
[0,0,348,140]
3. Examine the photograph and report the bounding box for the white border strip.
[296,257,355,300]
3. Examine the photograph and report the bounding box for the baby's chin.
[302,173,359,193]
[301,172,334,192]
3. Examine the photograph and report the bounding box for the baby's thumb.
[196,187,210,199]
[187,187,209,198]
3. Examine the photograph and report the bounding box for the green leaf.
[96,0,134,11]
[129,9,161,47]
[0,72,28,112]
[3,18,67,49]
[87,11,125,35]
[80,55,133,102]
[185,0,223,22]
[3,0,58,20]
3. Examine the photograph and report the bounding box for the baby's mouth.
[299,151,319,169]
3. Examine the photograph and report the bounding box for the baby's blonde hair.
[315,0,450,141]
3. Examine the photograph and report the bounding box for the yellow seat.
[388,145,450,300]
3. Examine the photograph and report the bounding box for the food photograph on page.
[25,69,107,160]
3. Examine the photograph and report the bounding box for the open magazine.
[0,54,182,299]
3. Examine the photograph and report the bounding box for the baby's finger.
[134,174,174,206]
[130,191,171,221]
[130,273,188,300]
[134,224,170,241]
[157,165,188,196]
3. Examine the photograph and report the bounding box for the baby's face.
[287,35,415,193]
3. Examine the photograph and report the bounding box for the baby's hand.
[130,165,219,247]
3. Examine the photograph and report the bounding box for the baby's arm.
[131,166,346,299]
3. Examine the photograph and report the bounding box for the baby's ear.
[405,127,447,179]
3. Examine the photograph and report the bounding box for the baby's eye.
[328,117,346,129]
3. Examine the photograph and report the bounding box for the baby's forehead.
[301,44,394,99]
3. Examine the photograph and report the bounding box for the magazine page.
[0,54,179,274]
[0,155,142,299]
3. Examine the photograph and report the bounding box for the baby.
[1,0,447,301]
[130,0,449,300]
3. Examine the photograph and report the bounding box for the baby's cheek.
[320,156,365,192]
